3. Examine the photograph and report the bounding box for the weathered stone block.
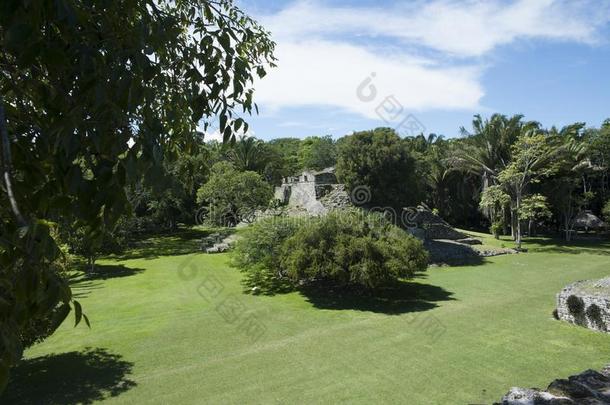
[556,277,610,333]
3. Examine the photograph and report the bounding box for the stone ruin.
[200,231,238,254]
[556,277,610,333]
[271,169,516,263]
[405,205,516,263]
[273,167,352,215]
[496,363,610,404]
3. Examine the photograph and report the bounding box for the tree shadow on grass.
[66,264,145,298]
[106,227,235,260]
[1,348,136,405]
[298,280,455,315]
[424,240,488,267]
[82,264,146,281]
[524,237,610,256]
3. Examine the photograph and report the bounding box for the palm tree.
[453,114,527,187]
[228,135,265,172]
[451,114,537,237]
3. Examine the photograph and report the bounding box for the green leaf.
[74,300,82,327]
[83,313,91,328]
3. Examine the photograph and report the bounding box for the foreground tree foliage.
[0,0,275,389]
[234,210,429,292]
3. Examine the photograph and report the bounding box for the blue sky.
[222,0,610,140]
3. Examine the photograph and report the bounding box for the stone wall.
[556,277,610,333]
[276,181,327,215]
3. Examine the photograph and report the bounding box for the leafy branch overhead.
[0,0,275,391]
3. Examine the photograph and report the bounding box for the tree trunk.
[564,213,571,242]
[515,194,522,249]
[88,256,96,272]
[510,208,517,240]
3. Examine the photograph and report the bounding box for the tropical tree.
[266,138,302,177]
[519,194,551,237]
[196,162,272,226]
[544,135,592,241]
[454,114,525,188]
[227,135,267,172]
[336,128,421,210]
[298,135,337,171]
[479,185,510,238]
[497,130,558,248]
[0,0,275,388]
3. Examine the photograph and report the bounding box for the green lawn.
[3,231,610,404]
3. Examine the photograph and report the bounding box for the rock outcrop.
[496,364,610,404]
[556,277,610,333]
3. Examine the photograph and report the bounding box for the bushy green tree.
[298,135,337,170]
[519,194,552,236]
[196,162,272,226]
[234,210,428,291]
[281,210,428,289]
[336,128,420,209]
[479,185,510,238]
[265,138,302,179]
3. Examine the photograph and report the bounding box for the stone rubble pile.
[496,364,610,404]
[318,184,352,210]
[201,232,238,254]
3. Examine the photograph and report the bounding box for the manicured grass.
[3,231,610,404]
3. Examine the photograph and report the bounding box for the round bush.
[586,304,606,330]
[566,295,584,316]
[280,209,429,289]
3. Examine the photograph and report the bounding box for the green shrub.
[233,210,429,293]
[566,295,584,316]
[281,210,428,289]
[603,199,610,222]
[490,221,503,239]
[585,304,606,330]
[232,217,301,293]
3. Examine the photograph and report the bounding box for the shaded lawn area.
[3,232,610,404]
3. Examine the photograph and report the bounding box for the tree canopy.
[0,0,275,389]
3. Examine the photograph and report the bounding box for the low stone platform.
[201,232,238,254]
[556,277,610,333]
[496,364,610,404]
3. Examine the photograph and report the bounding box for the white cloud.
[202,127,255,142]
[251,0,609,118]
[261,0,607,57]
[255,39,483,118]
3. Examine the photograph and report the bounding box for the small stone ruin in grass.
[556,277,610,333]
[496,364,610,404]
[200,232,238,254]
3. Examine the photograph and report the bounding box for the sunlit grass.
[3,231,610,404]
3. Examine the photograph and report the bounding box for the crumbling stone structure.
[556,277,610,333]
[496,364,610,404]
[273,168,351,215]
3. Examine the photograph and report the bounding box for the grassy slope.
[3,231,610,404]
